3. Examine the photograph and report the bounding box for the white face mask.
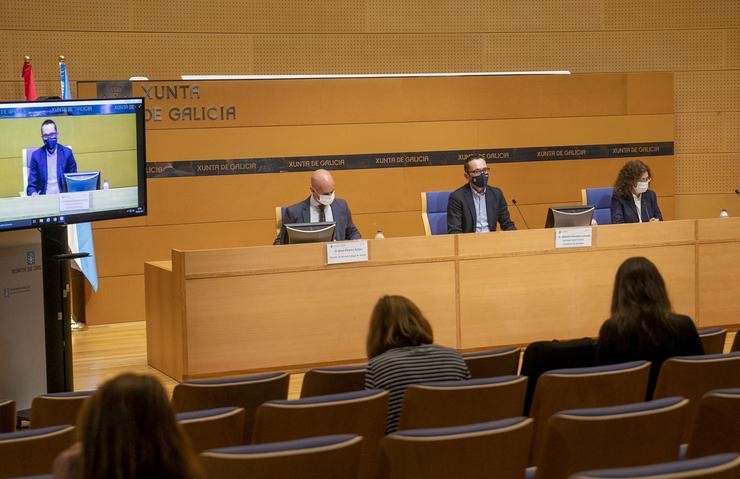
[318,191,335,206]
[634,181,649,194]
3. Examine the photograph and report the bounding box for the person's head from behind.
[366,295,434,358]
[611,256,671,319]
[614,160,651,198]
[40,119,58,153]
[310,169,335,206]
[78,373,197,479]
[463,155,490,191]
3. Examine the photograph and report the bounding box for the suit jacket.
[274,197,361,245]
[610,189,663,224]
[27,144,77,195]
[447,184,516,234]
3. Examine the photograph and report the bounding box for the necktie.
[319,204,326,222]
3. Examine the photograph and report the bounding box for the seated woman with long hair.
[597,257,703,396]
[53,373,201,479]
[364,295,470,433]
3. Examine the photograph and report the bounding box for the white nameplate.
[555,227,593,249]
[59,192,91,212]
[327,240,369,264]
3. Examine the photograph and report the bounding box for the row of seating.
[3,387,738,478]
[0,328,733,436]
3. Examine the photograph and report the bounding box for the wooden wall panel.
[4,1,737,323]
[84,275,144,325]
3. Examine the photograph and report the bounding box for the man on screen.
[27,119,77,196]
[274,169,361,245]
[447,155,516,233]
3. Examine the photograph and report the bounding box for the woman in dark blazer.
[596,257,704,397]
[611,160,663,223]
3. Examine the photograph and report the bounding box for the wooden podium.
[146,218,740,381]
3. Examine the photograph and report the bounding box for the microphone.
[511,198,530,229]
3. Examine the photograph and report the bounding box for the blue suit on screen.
[27,144,77,195]
[274,197,361,245]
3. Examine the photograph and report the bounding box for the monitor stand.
[40,225,82,392]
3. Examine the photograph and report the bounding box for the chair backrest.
[30,390,93,428]
[275,206,285,238]
[176,406,245,454]
[421,191,452,235]
[571,452,740,479]
[529,361,651,465]
[171,372,289,443]
[581,187,613,225]
[0,425,76,478]
[380,417,533,479]
[200,434,363,479]
[462,346,520,379]
[300,364,367,398]
[699,328,728,355]
[686,388,740,459]
[536,397,688,479]
[253,389,388,479]
[0,400,15,433]
[653,352,740,442]
[397,375,527,430]
[520,338,598,414]
[731,331,739,352]
[21,147,38,196]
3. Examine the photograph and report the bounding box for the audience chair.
[253,389,388,479]
[581,187,613,225]
[686,388,740,459]
[177,406,245,454]
[0,425,75,478]
[570,452,740,479]
[397,375,527,430]
[380,417,533,479]
[421,191,452,235]
[699,328,728,355]
[529,360,651,465]
[730,330,739,352]
[536,397,688,479]
[462,346,520,379]
[30,390,93,428]
[653,352,740,442]
[520,338,597,414]
[200,434,362,479]
[0,400,15,433]
[171,372,289,443]
[300,364,367,398]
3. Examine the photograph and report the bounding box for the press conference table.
[145,218,740,381]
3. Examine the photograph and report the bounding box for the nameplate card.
[327,240,369,265]
[59,192,91,212]
[555,227,593,249]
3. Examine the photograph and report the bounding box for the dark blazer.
[447,184,516,234]
[610,189,663,224]
[596,313,704,398]
[27,144,77,195]
[274,197,361,245]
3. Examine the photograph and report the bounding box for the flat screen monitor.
[544,205,595,228]
[0,97,146,232]
[64,171,101,192]
[284,222,336,244]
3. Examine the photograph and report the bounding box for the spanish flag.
[21,56,37,101]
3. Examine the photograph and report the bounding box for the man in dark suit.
[447,156,516,233]
[27,119,77,196]
[274,169,361,244]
